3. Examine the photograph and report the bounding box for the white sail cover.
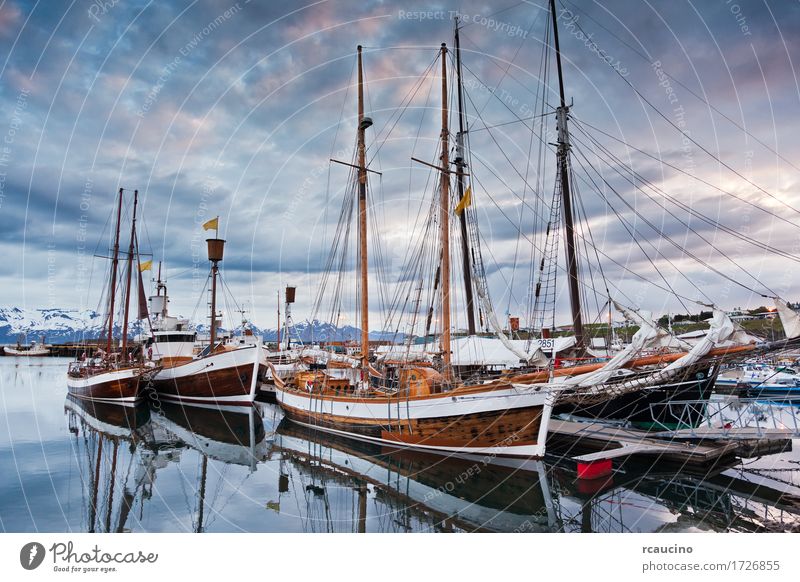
[580,308,744,396]
[562,302,687,388]
[472,271,547,366]
[775,297,800,339]
[516,308,752,401]
[297,348,360,368]
[377,336,546,368]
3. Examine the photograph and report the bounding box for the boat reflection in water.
[152,402,270,470]
[273,419,557,532]
[550,463,800,533]
[65,396,269,532]
[63,396,800,532]
[65,396,154,533]
[272,413,800,533]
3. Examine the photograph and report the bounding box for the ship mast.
[207,231,225,349]
[106,188,124,353]
[156,262,167,318]
[454,20,477,336]
[549,0,585,347]
[357,45,370,374]
[121,189,138,361]
[439,43,452,379]
[276,290,281,348]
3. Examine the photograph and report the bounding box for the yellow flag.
[138,260,152,272]
[202,216,219,231]
[455,186,472,214]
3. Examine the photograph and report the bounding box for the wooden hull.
[66,367,143,404]
[152,345,265,406]
[276,384,553,457]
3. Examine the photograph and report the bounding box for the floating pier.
[547,419,792,475]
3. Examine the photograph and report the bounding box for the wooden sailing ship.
[67,188,152,404]
[151,224,267,405]
[275,44,555,458]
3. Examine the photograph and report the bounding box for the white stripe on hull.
[276,384,549,421]
[66,367,142,390]
[154,393,257,405]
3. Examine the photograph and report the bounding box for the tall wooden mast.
[549,0,584,347]
[106,188,124,353]
[454,20,477,335]
[121,189,138,361]
[439,43,452,379]
[357,45,370,373]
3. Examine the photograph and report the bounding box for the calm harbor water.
[2,356,800,533]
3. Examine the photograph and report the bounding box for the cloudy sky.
[0,0,798,332]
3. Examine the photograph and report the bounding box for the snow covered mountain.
[0,307,147,344]
[0,308,401,344]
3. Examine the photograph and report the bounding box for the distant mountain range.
[0,307,401,344]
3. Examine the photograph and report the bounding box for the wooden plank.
[573,444,680,462]
[548,420,739,467]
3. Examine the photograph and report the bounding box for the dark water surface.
[2,357,799,533]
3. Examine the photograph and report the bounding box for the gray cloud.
[0,0,798,329]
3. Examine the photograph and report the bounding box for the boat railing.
[648,397,800,438]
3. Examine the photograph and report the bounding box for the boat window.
[154,334,196,342]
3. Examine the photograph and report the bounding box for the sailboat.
[67,188,153,404]
[275,45,555,458]
[151,221,267,405]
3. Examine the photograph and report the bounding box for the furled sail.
[298,348,361,368]
[137,270,149,321]
[562,302,688,388]
[579,309,749,398]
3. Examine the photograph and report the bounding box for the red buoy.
[577,459,613,480]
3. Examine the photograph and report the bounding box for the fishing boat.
[151,222,267,405]
[4,335,50,356]
[142,263,196,367]
[67,188,152,404]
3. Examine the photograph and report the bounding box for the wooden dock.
[546,420,785,471]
